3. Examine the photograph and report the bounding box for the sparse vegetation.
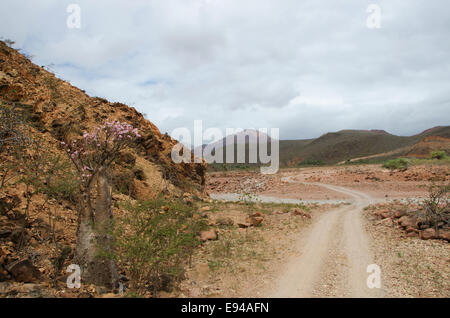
[298,159,325,166]
[421,183,449,234]
[238,191,260,214]
[18,136,78,220]
[431,150,447,160]
[343,158,386,165]
[0,37,15,47]
[1,103,79,214]
[113,197,207,295]
[0,103,30,188]
[403,156,450,167]
[383,158,410,171]
[111,168,136,198]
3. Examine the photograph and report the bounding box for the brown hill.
[0,40,209,295]
[203,125,450,170]
[0,41,205,196]
[206,126,450,169]
[405,136,450,158]
[279,127,450,166]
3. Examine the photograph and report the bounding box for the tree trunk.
[74,167,119,290]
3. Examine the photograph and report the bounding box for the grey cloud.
[0,0,449,139]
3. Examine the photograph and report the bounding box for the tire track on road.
[269,178,385,297]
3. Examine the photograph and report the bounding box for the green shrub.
[382,158,409,171]
[431,150,447,160]
[299,159,324,166]
[44,168,80,204]
[113,196,208,294]
[111,168,136,198]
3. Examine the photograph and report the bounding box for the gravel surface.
[364,209,450,297]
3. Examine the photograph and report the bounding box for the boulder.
[380,211,391,219]
[0,229,12,238]
[6,259,41,283]
[394,210,406,219]
[247,216,264,227]
[374,209,388,218]
[216,217,234,226]
[200,229,218,242]
[420,228,436,240]
[378,218,393,227]
[418,223,430,230]
[291,209,312,219]
[405,226,417,233]
[200,206,211,212]
[398,216,417,229]
[438,229,450,242]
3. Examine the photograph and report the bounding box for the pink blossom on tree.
[62,121,141,186]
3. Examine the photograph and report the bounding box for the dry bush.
[111,167,136,198]
[421,183,449,233]
[113,197,207,295]
[0,103,31,187]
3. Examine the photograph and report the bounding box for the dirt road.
[269,179,386,297]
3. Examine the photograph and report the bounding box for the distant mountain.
[279,127,450,166]
[194,129,272,155]
[205,126,450,169]
[419,126,450,137]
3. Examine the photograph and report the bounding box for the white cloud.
[0,0,449,139]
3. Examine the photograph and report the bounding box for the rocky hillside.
[0,40,209,297]
[405,136,450,158]
[280,127,450,166]
[0,40,206,197]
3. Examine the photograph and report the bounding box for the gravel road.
[269,180,385,297]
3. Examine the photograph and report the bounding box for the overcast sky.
[1,0,449,141]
